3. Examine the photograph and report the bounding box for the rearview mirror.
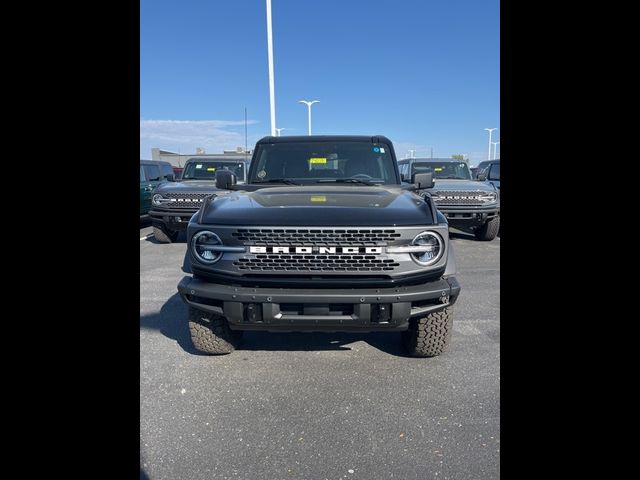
[216,170,237,190]
[412,172,434,189]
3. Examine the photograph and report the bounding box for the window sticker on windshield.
[379,147,385,153]
[309,157,327,164]
[373,147,380,153]
[195,164,203,169]
[257,170,267,179]
[310,195,326,202]
[207,167,216,172]
[435,167,444,172]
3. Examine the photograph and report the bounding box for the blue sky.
[140,0,500,165]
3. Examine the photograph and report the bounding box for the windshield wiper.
[315,178,381,186]
[437,175,467,180]
[253,178,301,186]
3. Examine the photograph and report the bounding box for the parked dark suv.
[398,158,500,241]
[149,156,250,243]
[478,160,500,191]
[177,136,460,357]
[140,160,175,216]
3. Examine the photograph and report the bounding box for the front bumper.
[435,204,499,224]
[177,275,461,332]
[149,208,199,230]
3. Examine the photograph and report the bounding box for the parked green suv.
[140,160,175,215]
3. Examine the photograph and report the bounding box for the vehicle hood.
[432,179,496,192]
[155,180,219,193]
[199,186,435,226]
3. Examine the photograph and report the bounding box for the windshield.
[249,141,398,184]
[412,162,471,180]
[182,161,246,181]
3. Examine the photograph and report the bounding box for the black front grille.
[164,193,211,209]
[231,228,401,246]
[432,191,490,206]
[234,254,399,272]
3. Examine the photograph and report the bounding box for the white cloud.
[140,119,261,157]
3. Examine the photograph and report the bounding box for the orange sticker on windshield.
[310,196,326,202]
[434,167,443,172]
[309,157,327,164]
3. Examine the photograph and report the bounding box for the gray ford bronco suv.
[149,157,249,243]
[398,158,500,241]
[177,136,461,357]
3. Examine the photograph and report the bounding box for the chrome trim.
[386,245,439,253]
[198,245,247,253]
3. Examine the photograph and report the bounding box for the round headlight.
[411,231,444,266]
[191,231,224,264]
[152,193,163,206]
[478,192,497,203]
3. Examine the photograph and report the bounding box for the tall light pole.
[275,127,286,137]
[298,100,319,135]
[484,128,497,160]
[408,149,416,158]
[491,141,500,160]
[266,0,276,136]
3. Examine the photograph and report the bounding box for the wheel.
[474,216,500,241]
[153,225,178,243]
[188,306,242,354]
[402,308,453,357]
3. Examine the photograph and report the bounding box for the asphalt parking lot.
[140,222,500,480]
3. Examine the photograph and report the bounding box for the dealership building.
[151,147,252,167]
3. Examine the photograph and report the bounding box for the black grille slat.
[431,190,492,206]
[231,228,404,273]
[232,228,401,245]
[234,253,400,272]
[163,193,211,209]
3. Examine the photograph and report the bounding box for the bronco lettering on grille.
[249,246,383,254]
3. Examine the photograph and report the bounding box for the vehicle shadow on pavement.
[141,231,188,244]
[449,230,476,241]
[140,293,409,357]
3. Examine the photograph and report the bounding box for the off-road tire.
[474,216,500,241]
[188,306,242,354]
[402,308,453,357]
[153,225,177,243]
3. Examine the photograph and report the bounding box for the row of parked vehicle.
[142,135,500,356]
[140,147,500,243]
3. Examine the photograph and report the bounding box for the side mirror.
[412,172,434,189]
[216,170,237,190]
[477,172,487,181]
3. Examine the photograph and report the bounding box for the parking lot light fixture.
[266,0,276,136]
[298,100,319,135]
[484,128,497,160]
